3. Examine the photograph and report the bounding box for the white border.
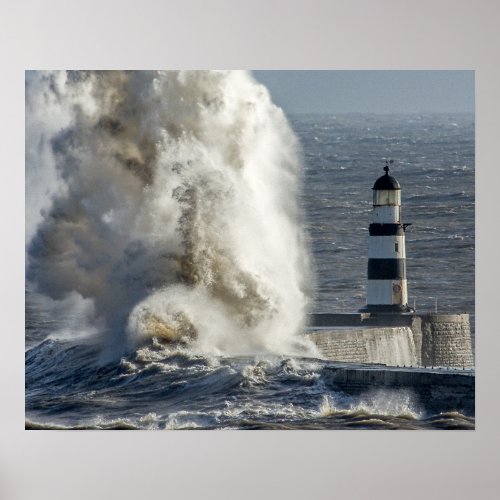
[2,1,499,499]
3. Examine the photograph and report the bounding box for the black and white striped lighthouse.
[361,162,414,313]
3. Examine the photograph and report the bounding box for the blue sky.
[252,71,474,114]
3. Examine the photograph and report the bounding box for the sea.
[25,112,475,430]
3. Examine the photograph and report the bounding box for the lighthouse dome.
[373,174,400,190]
[373,166,400,190]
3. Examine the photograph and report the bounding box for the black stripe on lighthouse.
[369,223,404,236]
[368,258,406,279]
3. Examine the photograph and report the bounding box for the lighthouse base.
[359,304,415,314]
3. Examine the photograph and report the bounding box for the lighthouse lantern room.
[361,162,414,313]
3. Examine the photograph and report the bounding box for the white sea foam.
[318,389,423,420]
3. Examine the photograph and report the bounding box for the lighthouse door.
[392,282,402,305]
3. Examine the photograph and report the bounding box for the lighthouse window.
[373,189,401,206]
[395,242,399,253]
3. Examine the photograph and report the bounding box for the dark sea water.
[25,113,475,430]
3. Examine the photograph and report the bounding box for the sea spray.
[26,70,315,358]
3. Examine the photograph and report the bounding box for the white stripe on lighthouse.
[368,236,406,259]
[372,206,401,223]
[368,279,408,305]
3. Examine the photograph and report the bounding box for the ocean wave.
[318,390,423,421]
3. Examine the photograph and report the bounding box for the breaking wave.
[25,337,474,430]
[26,71,315,359]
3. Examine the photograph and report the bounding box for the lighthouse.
[361,162,414,313]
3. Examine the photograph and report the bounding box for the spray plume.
[26,70,314,358]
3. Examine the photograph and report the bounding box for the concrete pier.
[420,313,473,368]
[307,312,474,369]
[321,362,475,415]
[308,326,418,366]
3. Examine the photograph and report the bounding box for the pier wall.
[321,364,475,415]
[420,314,473,368]
[308,327,418,366]
[307,313,473,369]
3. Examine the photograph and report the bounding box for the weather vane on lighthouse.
[361,160,414,314]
